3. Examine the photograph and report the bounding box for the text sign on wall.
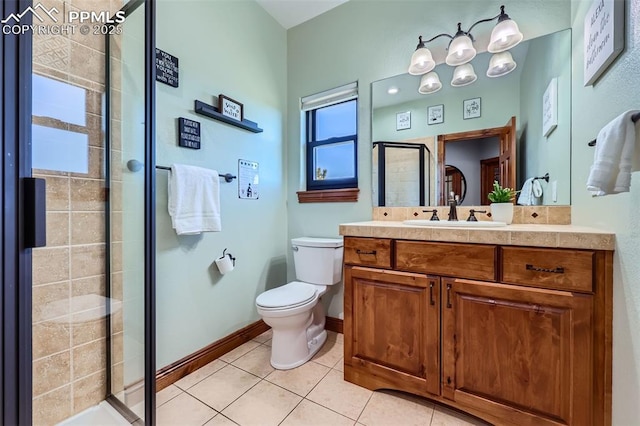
[156,48,179,87]
[178,118,201,149]
[583,0,624,86]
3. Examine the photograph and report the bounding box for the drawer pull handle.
[526,264,565,274]
[429,282,435,306]
[356,249,377,256]
[446,283,452,309]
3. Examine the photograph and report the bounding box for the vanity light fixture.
[451,64,477,87]
[419,72,443,94]
[486,51,517,77]
[408,5,523,90]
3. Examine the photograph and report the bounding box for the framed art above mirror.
[371,28,571,207]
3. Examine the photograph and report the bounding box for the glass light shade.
[487,52,517,77]
[408,47,436,75]
[451,64,477,87]
[418,72,442,94]
[445,35,476,66]
[488,19,523,53]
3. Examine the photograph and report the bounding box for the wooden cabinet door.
[344,266,440,396]
[442,278,592,426]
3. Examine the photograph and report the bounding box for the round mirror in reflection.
[445,164,467,204]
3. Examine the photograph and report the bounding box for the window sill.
[297,188,360,203]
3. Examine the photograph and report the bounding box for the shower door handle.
[24,178,47,248]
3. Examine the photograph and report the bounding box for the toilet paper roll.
[215,255,234,274]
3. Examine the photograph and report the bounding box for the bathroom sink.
[403,220,507,228]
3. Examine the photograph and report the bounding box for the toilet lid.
[256,281,317,309]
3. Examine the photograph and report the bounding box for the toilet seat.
[256,281,318,311]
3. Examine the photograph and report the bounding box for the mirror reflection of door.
[438,116,516,205]
[445,165,466,204]
[480,157,500,205]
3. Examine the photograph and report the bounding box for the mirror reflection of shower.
[373,141,431,206]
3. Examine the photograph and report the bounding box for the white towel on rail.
[168,164,221,235]
[517,178,543,205]
[587,110,640,196]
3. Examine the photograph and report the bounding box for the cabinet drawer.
[501,247,595,292]
[344,237,392,268]
[396,241,497,281]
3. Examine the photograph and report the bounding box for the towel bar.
[588,112,640,146]
[125,160,237,182]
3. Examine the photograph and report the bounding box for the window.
[302,83,358,192]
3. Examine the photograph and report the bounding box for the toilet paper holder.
[220,248,236,266]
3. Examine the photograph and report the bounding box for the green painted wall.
[154,0,287,368]
[570,1,640,422]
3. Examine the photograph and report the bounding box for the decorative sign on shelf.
[238,159,259,200]
[583,0,624,86]
[218,94,244,121]
[178,118,201,149]
[156,48,179,87]
[542,78,558,137]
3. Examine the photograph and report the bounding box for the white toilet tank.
[292,237,343,285]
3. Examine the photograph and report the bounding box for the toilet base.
[271,329,327,370]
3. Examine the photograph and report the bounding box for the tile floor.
[154,330,489,426]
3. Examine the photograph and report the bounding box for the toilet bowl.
[256,237,343,370]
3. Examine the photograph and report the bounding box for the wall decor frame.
[463,98,481,119]
[396,111,411,130]
[583,0,625,86]
[428,104,444,125]
[542,78,558,137]
[218,94,244,121]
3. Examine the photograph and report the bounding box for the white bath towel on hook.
[168,164,221,235]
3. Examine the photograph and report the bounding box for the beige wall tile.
[112,331,124,364]
[72,339,106,379]
[111,89,122,120]
[70,244,105,279]
[33,281,70,322]
[46,212,70,247]
[111,149,123,182]
[70,178,106,211]
[86,113,104,148]
[33,247,70,286]
[72,316,106,347]
[33,351,71,396]
[71,212,105,245]
[510,206,524,224]
[548,206,571,225]
[71,275,105,298]
[111,272,123,300]
[111,212,123,242]
[111,362,124,394]
[33,321,71,360]
[33,385,72,426]
[111,181,122,211]
[73,369,106,413]
[85,88,103,116]
[110,119,122,151]
[33,33,69,74]
[69,41,105,84]
[111,241,123,272]
[112,309,123,334]
[41,176,70,211]
[520,206,548,224]
[71,146,104,180]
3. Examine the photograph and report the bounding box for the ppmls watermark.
[1,2,125,35]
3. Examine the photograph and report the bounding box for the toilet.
[256,237,344,370]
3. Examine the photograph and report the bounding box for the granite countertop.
[339,221,615,250]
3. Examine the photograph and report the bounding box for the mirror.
[444,165,467,204]
[372,28,572,206]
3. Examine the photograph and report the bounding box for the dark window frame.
[305,99,358,191]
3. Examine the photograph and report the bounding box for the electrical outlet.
[551,180,558,202]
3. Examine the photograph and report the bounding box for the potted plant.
[487,181,517,224]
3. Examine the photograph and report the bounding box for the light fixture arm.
[416,32,454,49]
[465,10,502,36]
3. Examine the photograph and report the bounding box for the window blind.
[301,81,358,112]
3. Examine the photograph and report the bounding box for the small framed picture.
[396,111,411,130]
[542,78,558,137]
[218,94,244,121]
[463,97,481,119]
[427,104,444,125]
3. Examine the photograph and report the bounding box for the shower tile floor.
[153,330,489,426]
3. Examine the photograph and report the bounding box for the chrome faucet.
[448,191,459,221]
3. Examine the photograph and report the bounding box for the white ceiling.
[255,0,349,29]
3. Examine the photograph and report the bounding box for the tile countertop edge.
[339,222,616,251]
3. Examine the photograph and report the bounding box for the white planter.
[490,203,514,224]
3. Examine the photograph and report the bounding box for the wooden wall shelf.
[194,100,263,133]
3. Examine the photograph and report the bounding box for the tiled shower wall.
[31,1,123,424]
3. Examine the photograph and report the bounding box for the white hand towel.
[587,110,640,196]
[532,179,543,198]
[167,164,221,235]
[517,178,534,205]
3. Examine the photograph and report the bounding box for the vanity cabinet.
[343,237,612,426]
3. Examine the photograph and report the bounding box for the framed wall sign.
[583,0,624,86]
[427,104,444,125]
[542,78,558,137]
[155,48,179,87]
[463,98,481,119]
[178,117,201,149]
[218,94,244,121]
[396,111,411,130]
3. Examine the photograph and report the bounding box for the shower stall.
[4,0,157,423]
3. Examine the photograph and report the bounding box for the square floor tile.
[281,399,355,426]
[204,414,238,425]
[187,364,260,411]
[156,384,183,407]
[358,390,434,426]
[231,345,274,378]
[306,369,372,420]
[175,359,227,390]
[326,331,344,345]
[265,360,330,396]
[222,380,302,426]
[156,392,216,426]
[252,329,272,344]
[334,357,344,372]
[219,341,261,363]
[312,339,343,368]
[431,405,489,426]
